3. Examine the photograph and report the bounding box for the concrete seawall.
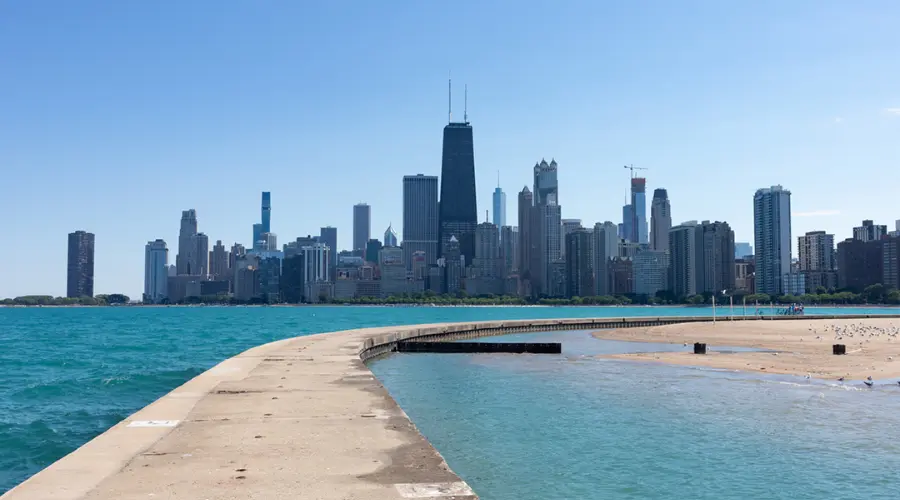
[3,314,895,499]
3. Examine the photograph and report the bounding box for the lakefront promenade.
[4,314,898,499]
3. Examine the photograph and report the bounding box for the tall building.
[384,224,398,247]
[560,219,582,260]
[537,201,562,296]
[261,191,271,233]
[176,209,198,275]
[67,230,95,298]
[438,115,478,265]
[853,220,887,242]
[753,185,792,296]
[649,188,671,252]
[798,231,835,272]
[565,229,593,298]
[402,174,439,270]
[472,222,502,279]
[193,232,209,278]
[668,221,699,297]
[620,204,633,241]
[302,243,331,284]
[492,180,506,231]
[533,159,558,206]
[517,187,534,292]
[696,221,735,294]
[734,242,753,259]
[837,238,883,292]
[353,203,371,253]
[634,250,668,297]
[500,225,518,277]
[444,235,463,294]
[209,240,230,281]
[319,226,338,270]
[144,239,168,303]
[229,243,246,271]
[631,177,648,244]
[592,222,618,296]
[365,239,383,264]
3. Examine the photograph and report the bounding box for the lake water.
[2,305,899,495]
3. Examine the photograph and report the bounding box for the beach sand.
[592,318,900,381]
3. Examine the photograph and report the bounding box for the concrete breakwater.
[3,314,895,500]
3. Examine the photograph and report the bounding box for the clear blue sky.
[2,1,898,299]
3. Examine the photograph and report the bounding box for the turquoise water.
[1,305,899,494]
[371,330,900,499]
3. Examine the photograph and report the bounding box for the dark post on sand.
[832,344,846,355]
[693,343,707,355]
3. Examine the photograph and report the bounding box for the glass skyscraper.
[403,174,439,269]
[630,177,647,244]
[753,185,792,296]
[438,122,477,265]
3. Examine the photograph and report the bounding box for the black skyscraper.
[438,121,477,265]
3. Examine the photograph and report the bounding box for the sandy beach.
[593,318,900,381]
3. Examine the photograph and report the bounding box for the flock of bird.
[806,322,900,387]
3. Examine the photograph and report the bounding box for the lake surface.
[371,330,900,500]
[2,305,899,494]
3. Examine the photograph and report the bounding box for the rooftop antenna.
[486,209,489,223]
[464,84,468,123]
[448,73,452,123]
[497,170,500,188]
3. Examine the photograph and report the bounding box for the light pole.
[712,294,716,324]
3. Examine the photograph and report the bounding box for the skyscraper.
[438,111,477,265]
[193,232,209,277]
[532,159,558,206]
[209,240,229,281]
[798,231,837,292]
[734,242,753,259]
[492,179,506,231]
[517,187,534,293]
[592,222,618,296]
[353,203,371,253]
[753,185,792,296]
[696,221,735,294]
[384,224,398,247]
[176,209,198,275]
[565,229,593,298]
[620,204,633,241]
[402,174,439,270]
[631,177,648,244]
[261,191,271,233]
[67,230,95,298]
[319,226,338,270]
[633,250,668,297]
[649,188,671,252]
[144,239,168,303]
[668,221,699,297]
[532,159,561,296]
[500,225,518,277]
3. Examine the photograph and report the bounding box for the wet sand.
[593,318,900,381]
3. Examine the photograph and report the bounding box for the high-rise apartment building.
[67,230,95,298]
[649,188,671,252]
[753,185,792,296]
[668,221,699,297]
[565,229,593,298]
[517,187,534,293]
[384,224,398,248]
[176,209,198,275]
[444,236,463,294]
[634,250,668,297]
[620,204,633,241]
[696,221,735,294]
[500,225,518,277]
[798,231,835,272]
[592,222,618,296]
[837,238,883,292]
[631,177,648,244]
[144,239,168,303]
[402,174,439,270]
[193,232,209,278]
[209,240,230,281]
[537,201,562,296]
[472,222,503,283]
[853,220,887,242]
[353,203,371,253]
[438,112,477,265]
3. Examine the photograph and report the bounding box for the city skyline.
[3,2,900,297]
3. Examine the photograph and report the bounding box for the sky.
[1,1,899,299]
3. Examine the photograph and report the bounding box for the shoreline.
[593,318,900,381]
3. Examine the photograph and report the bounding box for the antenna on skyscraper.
[448,73,452,123]
[464,84,468,123]
[486,209,489,223]
[497,170,500,188]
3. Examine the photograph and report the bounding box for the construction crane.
[624,164,648,178]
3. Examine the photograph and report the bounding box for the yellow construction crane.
[624,164,648,178]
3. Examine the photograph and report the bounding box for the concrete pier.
[3,313,896,499]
